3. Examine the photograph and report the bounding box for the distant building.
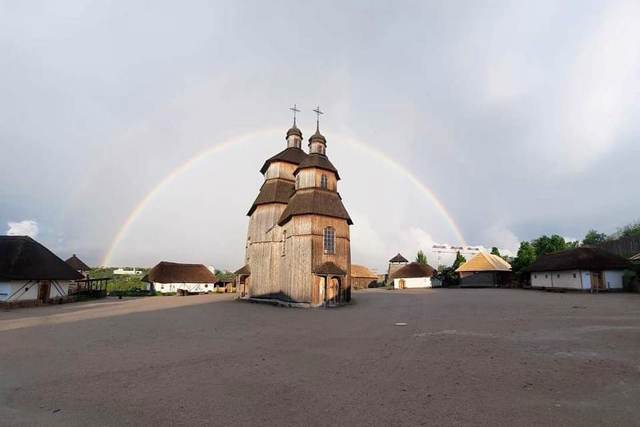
[386,253,409,284]
[456,252,512,287]
[113,268,142,276]
[0,236,82,304]
[391,262,440,289]
[143,261,217,294]
[350,264,378,289]
[525,247,632,291]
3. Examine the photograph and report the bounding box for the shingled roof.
[234,264,250,275]
[313,261,346,276]
[390,262,436,279]
[146,261,217,284]
[0,236,83,281]
[524,247,632,272]
[389,253,408,263]
[247,179,295,215]
[294,153,340,179]
[456,252,511,273]
[278,189,352,225]
[259,147,308,175]
[65,254,91,272]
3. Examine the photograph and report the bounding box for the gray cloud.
[1,1,639,270]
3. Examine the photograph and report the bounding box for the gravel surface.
[1,289,640,426]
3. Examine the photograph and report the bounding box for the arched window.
[323,226,335,254]
[320,174,328,189]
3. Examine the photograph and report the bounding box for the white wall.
[531,270,626,290]
[531,270,585,289]
[153,282,216,294]
[393,277,433,289]
[0,281,70,302]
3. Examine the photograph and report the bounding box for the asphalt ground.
[1,289,639,426]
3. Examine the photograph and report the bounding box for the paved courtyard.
[1,289,640,426]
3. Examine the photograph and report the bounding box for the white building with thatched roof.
[0,236,82,304]
[525,247,631,291]
[143,261,217,294]
[391,262,440,289]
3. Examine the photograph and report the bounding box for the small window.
[534,274,537,278]
[573,273,576,278]
[557,274,560,278]
[545,274,548,278]
[323,226,335,254]
[320,174,328,189]
[205,284,208,288]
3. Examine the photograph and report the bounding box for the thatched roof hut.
[145,261,216,284]
[65,254,91,272]
[524,247,631,272]
[391,262,436,279]
[456,252,511,287]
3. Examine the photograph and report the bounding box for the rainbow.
[101,129,467,266]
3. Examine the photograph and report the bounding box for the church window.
[320,174,328,189]
[324,227,335,254]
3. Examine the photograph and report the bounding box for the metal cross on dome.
[289,104,300,125]
[313,105,324,129]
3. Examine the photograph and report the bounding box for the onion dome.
[286,123,302,139]
[309,128,326,144]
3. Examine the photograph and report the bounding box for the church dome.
[286,124,302,139]
[309,128,326,144]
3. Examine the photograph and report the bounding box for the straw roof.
[278,189,352,225]
[0,236,83,281]
[390,262,436,279]
[146,261,216,283]
[351,264,378,279]
[456,252,511,273]
[313,261,346,276]
[247,178,295,215]
[389,253,408,263]
[524,247,632,272]
[65,254,91,272]
[260,147,307,174]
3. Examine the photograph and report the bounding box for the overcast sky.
[2,1,639,272]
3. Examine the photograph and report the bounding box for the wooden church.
[236,107,352,307]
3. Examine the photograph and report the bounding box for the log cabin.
[237,109,352,307]
[350,264,379,289]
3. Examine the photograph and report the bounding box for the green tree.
[415,250,428,266]
[490,247,502,258]
[613,221,640,239]
[532,234,567,256]
[452,251,466,270]
[582,229,607,246]
[511,241,537,273]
